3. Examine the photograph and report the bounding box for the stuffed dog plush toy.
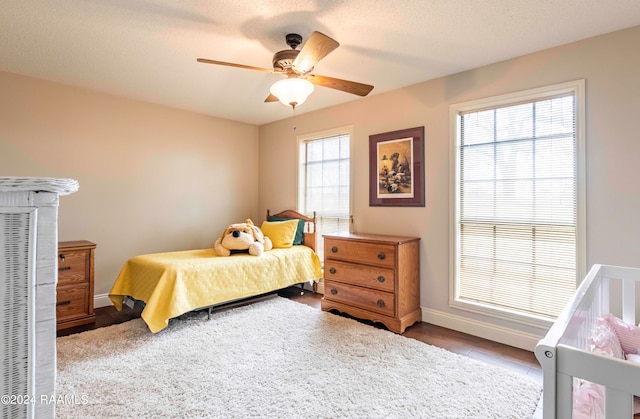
[214,219,273,256]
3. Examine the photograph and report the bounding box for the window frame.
[296,126,354,255]
[449,80,586,328]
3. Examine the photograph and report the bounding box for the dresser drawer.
[58,249,89,285]
[324,280,394,317]
[325,238,395,268]
[56,283,90,321]
[324,260,395,292]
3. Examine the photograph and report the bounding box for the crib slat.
[622,278,635,325]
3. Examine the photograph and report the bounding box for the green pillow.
[268,216,305,245]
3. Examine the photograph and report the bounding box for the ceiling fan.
[197,31,374,108]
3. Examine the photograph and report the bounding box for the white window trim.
[296,125,354,231]
[448,80,586,329]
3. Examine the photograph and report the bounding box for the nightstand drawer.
[56,283,90,321]
[58,249,89,284]
[324,260,395,292]
[324,280,394,317]
[57,240,96,330]
[325,238,395,268]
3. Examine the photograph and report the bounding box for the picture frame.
[369,126,425,207]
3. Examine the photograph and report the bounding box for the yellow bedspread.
[109,246,322,333]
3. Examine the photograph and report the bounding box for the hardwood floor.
[281,286,541,380]
[58,286,542,382]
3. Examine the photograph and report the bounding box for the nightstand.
[56,240,96,330]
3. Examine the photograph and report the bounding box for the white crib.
[536,264,640,418]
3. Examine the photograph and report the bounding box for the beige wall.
[259,25,640,349]
[0,71,259,299]
[3,25,638,349]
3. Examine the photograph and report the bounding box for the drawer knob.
[377,252,386,260]
[56,300,71,307]
[330,288,338,295]
[331,246,338,253]
[377,299,386,308]
[59,254,65,261]
[58,266,72,271]
[329,267,336,274]
[377,275,385,283]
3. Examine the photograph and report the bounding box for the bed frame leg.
[207,307,212,320]
[299,280,318,295]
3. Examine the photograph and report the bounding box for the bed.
[109,210,322,333]
[535,264,640,418]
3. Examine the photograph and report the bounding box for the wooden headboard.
[266,209,317,252]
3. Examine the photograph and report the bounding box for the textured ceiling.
[2,1,640,125]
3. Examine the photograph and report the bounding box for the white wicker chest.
[0,177,78,419]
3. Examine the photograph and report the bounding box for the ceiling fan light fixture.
[270,78,314,108]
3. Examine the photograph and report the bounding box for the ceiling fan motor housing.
[272,49,300,72]
[272,33,304,72]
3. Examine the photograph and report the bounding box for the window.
[298,127,352,262]
[450,80,585,326]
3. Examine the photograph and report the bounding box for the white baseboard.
[94,293,113,308]
[420,307,543,352]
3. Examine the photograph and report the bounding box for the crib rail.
[535,264,640,418]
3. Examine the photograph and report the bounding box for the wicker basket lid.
[0,177,79,195]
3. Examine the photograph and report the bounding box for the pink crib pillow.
[603,313,640,355]
[591,317,624,359]
[576,316,640,418]
[573,381,604,419]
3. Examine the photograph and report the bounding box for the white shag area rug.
[56,297,542,418]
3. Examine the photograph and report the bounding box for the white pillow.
[627,353,640,363]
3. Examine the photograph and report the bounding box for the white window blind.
[453,82,584,322]
[298,129,351,261]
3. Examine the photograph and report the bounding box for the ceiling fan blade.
[293,31,339,73]
[197,58,273,73]
[264,94,279,103]
[305,74,374,97]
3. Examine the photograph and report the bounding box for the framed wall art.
[369,126,425,207]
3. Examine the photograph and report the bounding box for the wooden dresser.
[57,240,96,330]
[321,233,421,333]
